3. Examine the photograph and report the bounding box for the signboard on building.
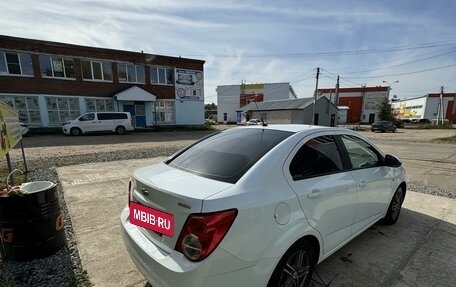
[364,93,387,110]
[175,69,204,101]
[0,102,22,157]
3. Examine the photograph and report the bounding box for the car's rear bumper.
[120,207,271,287]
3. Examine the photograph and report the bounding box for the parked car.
[20,123,30,136]
[371,121,397,132]
[246,119,262,125]
[418,118,431,124]
[121,125,406,287]
[62,112,134,136]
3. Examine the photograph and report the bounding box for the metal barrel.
[0,181,67,261]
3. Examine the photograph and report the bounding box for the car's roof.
[239,124,333,133]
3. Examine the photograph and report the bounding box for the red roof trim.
[318,87,388,93]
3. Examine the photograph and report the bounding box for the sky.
[1,0,456,104]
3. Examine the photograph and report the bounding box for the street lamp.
[382,80,399,99]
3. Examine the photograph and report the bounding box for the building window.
[46,96,80,125]
[151,66,174,85]
[0,95,41,124]
[85,98,115,112]
[0,51,34,76]
[117,63,145,83]
[39,55,75,79]
[81,60,113,81]
[156,101,175,123]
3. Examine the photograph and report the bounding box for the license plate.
[129,202,174,237]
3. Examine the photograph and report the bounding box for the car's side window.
[289,135,343,180]
[341,135,381,169]
[79,113,94,121]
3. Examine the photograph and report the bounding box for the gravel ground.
[0,145,187,287]
[0,128,454,286]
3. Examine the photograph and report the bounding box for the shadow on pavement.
[138,207,455,287]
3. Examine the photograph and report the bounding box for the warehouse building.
[217,82,298,124]
[0,35,205,129]
[318,86,389,124]
[238,97,339,126]
[391,93,456,123]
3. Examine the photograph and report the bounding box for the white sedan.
[121,125,406,287]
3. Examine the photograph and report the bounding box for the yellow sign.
[0,102,22,157]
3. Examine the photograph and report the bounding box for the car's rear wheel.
[116,125,126,135]
[267,239,316,287]
[381,186,404,225]
[70,127,82,136]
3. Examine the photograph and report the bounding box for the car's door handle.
[358,180,367,188]
[307,189,322,199]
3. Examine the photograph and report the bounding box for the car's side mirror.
[384,154,402,167]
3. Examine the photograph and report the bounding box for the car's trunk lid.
[130,163,233,253]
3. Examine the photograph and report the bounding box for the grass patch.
[433,135,456,143]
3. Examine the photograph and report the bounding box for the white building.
[216,82,298,123]
[391,93,456,123]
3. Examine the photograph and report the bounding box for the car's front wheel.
[70,127,82,136]
[267,239,316,287]
[381,186,405,225]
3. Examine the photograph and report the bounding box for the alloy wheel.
[279,249,311,287]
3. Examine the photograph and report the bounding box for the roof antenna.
[253,100,267,127]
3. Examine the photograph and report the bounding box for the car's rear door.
[284,132,357,254]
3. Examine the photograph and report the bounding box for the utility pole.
[335,75,340,105]
[439,86,444,124]
[312,67,320,125]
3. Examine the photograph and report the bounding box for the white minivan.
[62,112,134,135]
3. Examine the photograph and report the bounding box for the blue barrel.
[0,181,67,261]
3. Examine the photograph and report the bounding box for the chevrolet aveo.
[121,125,406,287]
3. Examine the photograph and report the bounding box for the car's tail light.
[175,209,237,262]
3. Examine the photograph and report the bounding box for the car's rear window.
[167,128,293,184]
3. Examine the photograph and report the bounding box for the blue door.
[134,105,146,127]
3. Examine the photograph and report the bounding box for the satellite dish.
[393,95,397,99]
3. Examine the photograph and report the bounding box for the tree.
[377,97,394,121]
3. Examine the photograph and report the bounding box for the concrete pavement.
[58,158,456,287]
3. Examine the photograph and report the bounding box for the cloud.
[1,0,455,101]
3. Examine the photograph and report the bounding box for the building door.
[123,104,146,127]
[368,113,376,124]
[135,104,146,127]
[314,113,319,125]
[330,114,336,127]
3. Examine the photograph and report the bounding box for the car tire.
[380,186,405,225]
[267,239,316,287]
[116,126,126,135]
[70,127,82,136]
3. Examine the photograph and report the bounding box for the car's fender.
[260,219,324,263]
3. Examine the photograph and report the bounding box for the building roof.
[0,34,205,65]
[239,97,336,112]
[113,86,156,101]
[393,93,456,102]
[318,86,388,93]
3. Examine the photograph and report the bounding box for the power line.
[320,68,363,86]
[343,49,456,74]
[172,40,456,58]
[342,63,456,79]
